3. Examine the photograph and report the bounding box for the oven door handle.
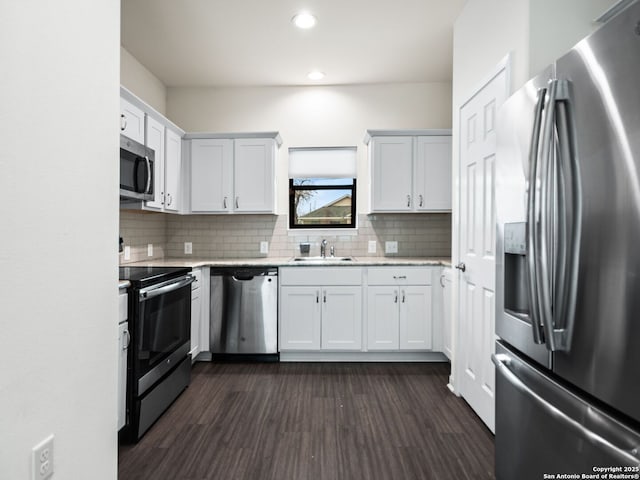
[139,275,195,301]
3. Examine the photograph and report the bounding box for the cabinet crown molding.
[363,129,451,145]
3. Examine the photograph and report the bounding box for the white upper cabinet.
[371,137,414,211]
[189,136,278,214]
[414,136,452,211]
[145,116,165,210]
[120,98,145,144]
[366,130,452,213]
[164,128,182,212]
[234,138,275,213]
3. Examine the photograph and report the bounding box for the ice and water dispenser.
[503,222,531,321]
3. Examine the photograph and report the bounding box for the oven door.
[120,135,154,201]
[135,275,193,396]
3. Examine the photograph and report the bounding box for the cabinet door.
[371,137,413,211]
[234,138,275,213]
[414,136,452,211]
[280,286,321,350]
[117,322,128,431]
[120,98,145,144]
[321,286,362,350]
[367,286,400,350]
[145,116,165,210]
[164,128,182,212]
[442,269,453,360]
[190,285,202,360]
[399,285,433,350]
[191,139,233,212]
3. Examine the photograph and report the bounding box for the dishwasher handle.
[233,274,256,281]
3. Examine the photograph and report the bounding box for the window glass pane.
[292,178,354,226]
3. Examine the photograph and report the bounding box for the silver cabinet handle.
[166,193,172,206]
[223,196,228,209]
[120,114,127,131]
[323,292,326,303]
[161,191,165,205]
[492,353,640,465]
[526,87,547,346]
[316,291,319,303]
[406,195,411,207]
[455,262,466,272]
[394,291,398,303]
[439,274,445,288]
[401,290,405,303]
[392,275,407,280]
[419,194,423,207]
[122,330,130,350]
[235,196,239,209]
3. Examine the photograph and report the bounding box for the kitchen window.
[288,147,357,229]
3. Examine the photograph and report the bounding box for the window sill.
[287,228,358,237]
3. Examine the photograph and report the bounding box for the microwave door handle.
[144,156,152,195]
[526,87,546,345]
[133,157,141,193]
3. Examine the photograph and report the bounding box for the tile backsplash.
[119,211,451,264]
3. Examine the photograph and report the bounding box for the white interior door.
[457,64,509,433]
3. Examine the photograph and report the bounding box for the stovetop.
[119,266,191,288]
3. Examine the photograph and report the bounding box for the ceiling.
[121,0,467,88]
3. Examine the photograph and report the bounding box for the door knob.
[455,262,466,272]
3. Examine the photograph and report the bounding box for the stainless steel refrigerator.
[494,1,640,477]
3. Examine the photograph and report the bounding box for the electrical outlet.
[184,242,193,255]
[368,240,377,254]
[124,246,131,261]
[385,241,398,254]
[32,434,54,480]
[147,243,153,257]
[260,241,269,254]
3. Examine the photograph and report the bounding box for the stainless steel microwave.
[120,135,154,201]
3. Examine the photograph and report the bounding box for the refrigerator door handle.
[526,87,547,345]
[537,79,558,351]
[492,353,640,465]
[551,80,583,351]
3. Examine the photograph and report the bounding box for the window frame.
[288,178,357,230]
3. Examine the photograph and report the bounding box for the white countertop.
[121,256,451,269]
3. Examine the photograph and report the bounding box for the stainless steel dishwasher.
[209,267,278,360]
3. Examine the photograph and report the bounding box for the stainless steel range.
[119,266,194,441]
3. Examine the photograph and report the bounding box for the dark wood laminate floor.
[119,362,495,480]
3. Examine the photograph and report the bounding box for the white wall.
[121,46,167,115]
[167,82,452,213]
[0,2,119,479]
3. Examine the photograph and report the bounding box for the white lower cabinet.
[190,268,202,360]
[366,267,433,351]
[321,287,362,350]
[279,286,321,350]
[279,267,363,352]
[441,267,453,360]
[117,291,129,431]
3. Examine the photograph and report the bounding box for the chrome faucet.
[320,239,328,258]
[330,245,335,257]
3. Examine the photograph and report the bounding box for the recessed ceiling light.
[292,12,317,29]
[307,71,325,81]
